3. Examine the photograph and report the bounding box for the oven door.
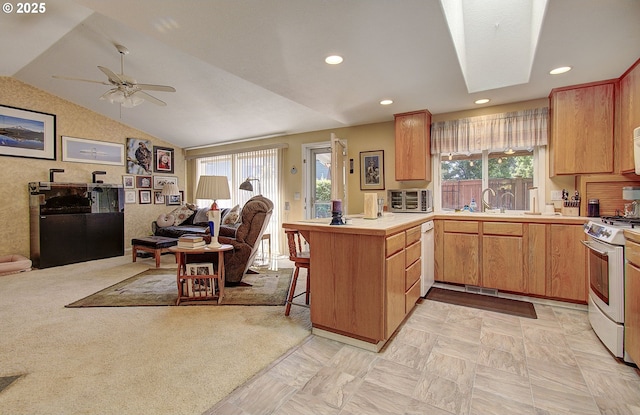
[581,237,625,323]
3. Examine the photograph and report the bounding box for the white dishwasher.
[421,220,434,296]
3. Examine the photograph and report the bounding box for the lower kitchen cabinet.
[434,218,587,303]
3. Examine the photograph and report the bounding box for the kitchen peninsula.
[283,213,430,351]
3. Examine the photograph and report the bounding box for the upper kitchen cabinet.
[549,81,615,176]
[620,59,640,174]
[394,110,432,181]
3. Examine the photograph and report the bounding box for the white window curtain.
[431,107,549,154]
[195,147,282,256]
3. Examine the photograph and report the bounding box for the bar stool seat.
[284,229,310,316]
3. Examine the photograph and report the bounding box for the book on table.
[178,235,204,243]
[177,240,206,249]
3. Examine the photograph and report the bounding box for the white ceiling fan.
[53,44,176,107]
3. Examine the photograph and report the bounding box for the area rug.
[66,268,293,307]
[425,287,537,319]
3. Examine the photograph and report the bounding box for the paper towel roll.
[364,193,378,219]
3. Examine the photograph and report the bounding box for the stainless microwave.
[388,189,433,213]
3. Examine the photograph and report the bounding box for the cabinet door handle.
[580,240,609,256]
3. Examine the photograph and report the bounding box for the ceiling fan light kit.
[53,44,175,108]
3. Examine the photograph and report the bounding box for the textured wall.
[0,77,185,259]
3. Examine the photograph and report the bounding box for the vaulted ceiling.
[2,0,639,148]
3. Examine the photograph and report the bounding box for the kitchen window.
[438,149,537,211]
[431,108,548,212]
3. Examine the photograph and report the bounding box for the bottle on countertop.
[469,198,477,212]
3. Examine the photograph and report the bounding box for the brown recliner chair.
[187,195,273,285]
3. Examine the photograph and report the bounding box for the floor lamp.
[239,177,261,194]
[195,176,231,248]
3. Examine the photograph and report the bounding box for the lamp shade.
[239,177,261,194]
[161,182,180,196]
[195,176,231,208]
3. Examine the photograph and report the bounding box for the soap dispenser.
[469,198,477,212]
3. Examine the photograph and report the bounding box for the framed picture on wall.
[139,190,152,204]
[153,176,178,190]
[136,175,152,188]
[62,136,124,165]
[360,150,385,190]
[124,190,136,204]
[122,175,135,189]
[0,105,56,160]
[166,194,182,206]
[126,138,153,175]
[153,146,174,174]
[154,191,165,204]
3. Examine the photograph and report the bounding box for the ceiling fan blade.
[52,75,110,85]
[136,84,176,92]
[98,66,124,85]
[135,91,167,106]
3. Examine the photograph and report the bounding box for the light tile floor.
[205,287,640,415]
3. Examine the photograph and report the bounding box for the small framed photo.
[122,175,135,189]
[360,150,385,190]
[166,194,182,206]
[124,190,136,204]
[187,263,214,276]
[139,190,152,204]
[153,176,178,190]
[153,146,174,174]
[136,175,152,188]
[154,190,165,204]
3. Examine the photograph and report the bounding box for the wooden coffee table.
[169,244,233,305]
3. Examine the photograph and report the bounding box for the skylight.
[440,0,549,93]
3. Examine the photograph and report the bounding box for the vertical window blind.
[195,147,282,256]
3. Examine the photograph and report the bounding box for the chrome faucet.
[481,188,495,212]
[500,192,515,213]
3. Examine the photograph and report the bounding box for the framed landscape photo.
[360,150,385,190]
[153,146,174,174]
[139,190,152,204]
[62,136,124,165]
[153,175,178,190]
[0,105,56,160]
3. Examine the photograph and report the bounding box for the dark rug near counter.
[425,287,537,319]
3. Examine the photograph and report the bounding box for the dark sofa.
[153,196,273,284]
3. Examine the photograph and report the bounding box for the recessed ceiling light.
[325,55,343,65]
[475,98,490,104]
[380,99,393,105]
[550,66,572,75]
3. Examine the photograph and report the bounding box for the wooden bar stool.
[284,229,310,316]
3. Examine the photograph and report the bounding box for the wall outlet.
[550,190,563,201]
[285,201,290,211]
[294,192,300,201]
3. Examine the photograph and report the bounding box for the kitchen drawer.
[386,232,405,258]
[405,240,421,267]
[626,239,640,267]
[406,225,422,245]
[405,258,421,290]
[483,222,523,236]
[405,279,421,314]
[444,220,478,234]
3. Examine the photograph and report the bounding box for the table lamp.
[161,182,180,199]
[195,176,231,248]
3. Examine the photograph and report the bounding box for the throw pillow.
[222,204,241,225]
[156,213,175,228]
[192,207,210,225]
[169,205,195,226]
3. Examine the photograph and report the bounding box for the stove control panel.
[584,221,626,246]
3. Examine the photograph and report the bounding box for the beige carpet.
[0,254,311,415]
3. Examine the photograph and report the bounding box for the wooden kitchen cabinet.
[482,222,525,293]
[439,221,479,286]
[548,224,588,302]
[549,81,615,175]
[623,231,640,365]
[620,59,640,174]
[394,110,432,181]
[386,232,406,339]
